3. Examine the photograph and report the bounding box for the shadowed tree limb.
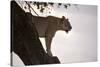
[25,1,39,16]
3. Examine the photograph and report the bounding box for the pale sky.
[39,4,97,63]
[13,1,97,65]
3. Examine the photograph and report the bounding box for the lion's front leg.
[45,36,53,56]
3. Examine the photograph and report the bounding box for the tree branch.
[25,1,39,16]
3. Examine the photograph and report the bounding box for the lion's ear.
[60,16,65,23]
[62,16,65,19]
[62,16,65,20]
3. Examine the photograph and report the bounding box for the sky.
[13,1,97,65]
[39,4,97,63]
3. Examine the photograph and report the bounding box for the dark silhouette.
[26,13,72,56]
[11,1,60,66]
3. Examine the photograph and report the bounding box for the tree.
[16,0,71,16]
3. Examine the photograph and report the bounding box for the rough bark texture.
[11,1,60,66]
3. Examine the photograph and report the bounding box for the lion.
[26,13,72,56]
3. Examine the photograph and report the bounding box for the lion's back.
[32,16,60,37]
[32,16,48,37]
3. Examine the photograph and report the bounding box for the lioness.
[26,13,72,56]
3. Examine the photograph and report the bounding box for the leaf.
[24,6,27,9]
[64,5,68,9]
[33,2,37,5]
[58,3,62,8]
[48,2,54,6]
[40,7,45,13]
[58,3,62,6]
[37,2,40,9]
[29,1,32,4]
[43,2,48,7]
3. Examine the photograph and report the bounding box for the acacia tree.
[17,1,71,16]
